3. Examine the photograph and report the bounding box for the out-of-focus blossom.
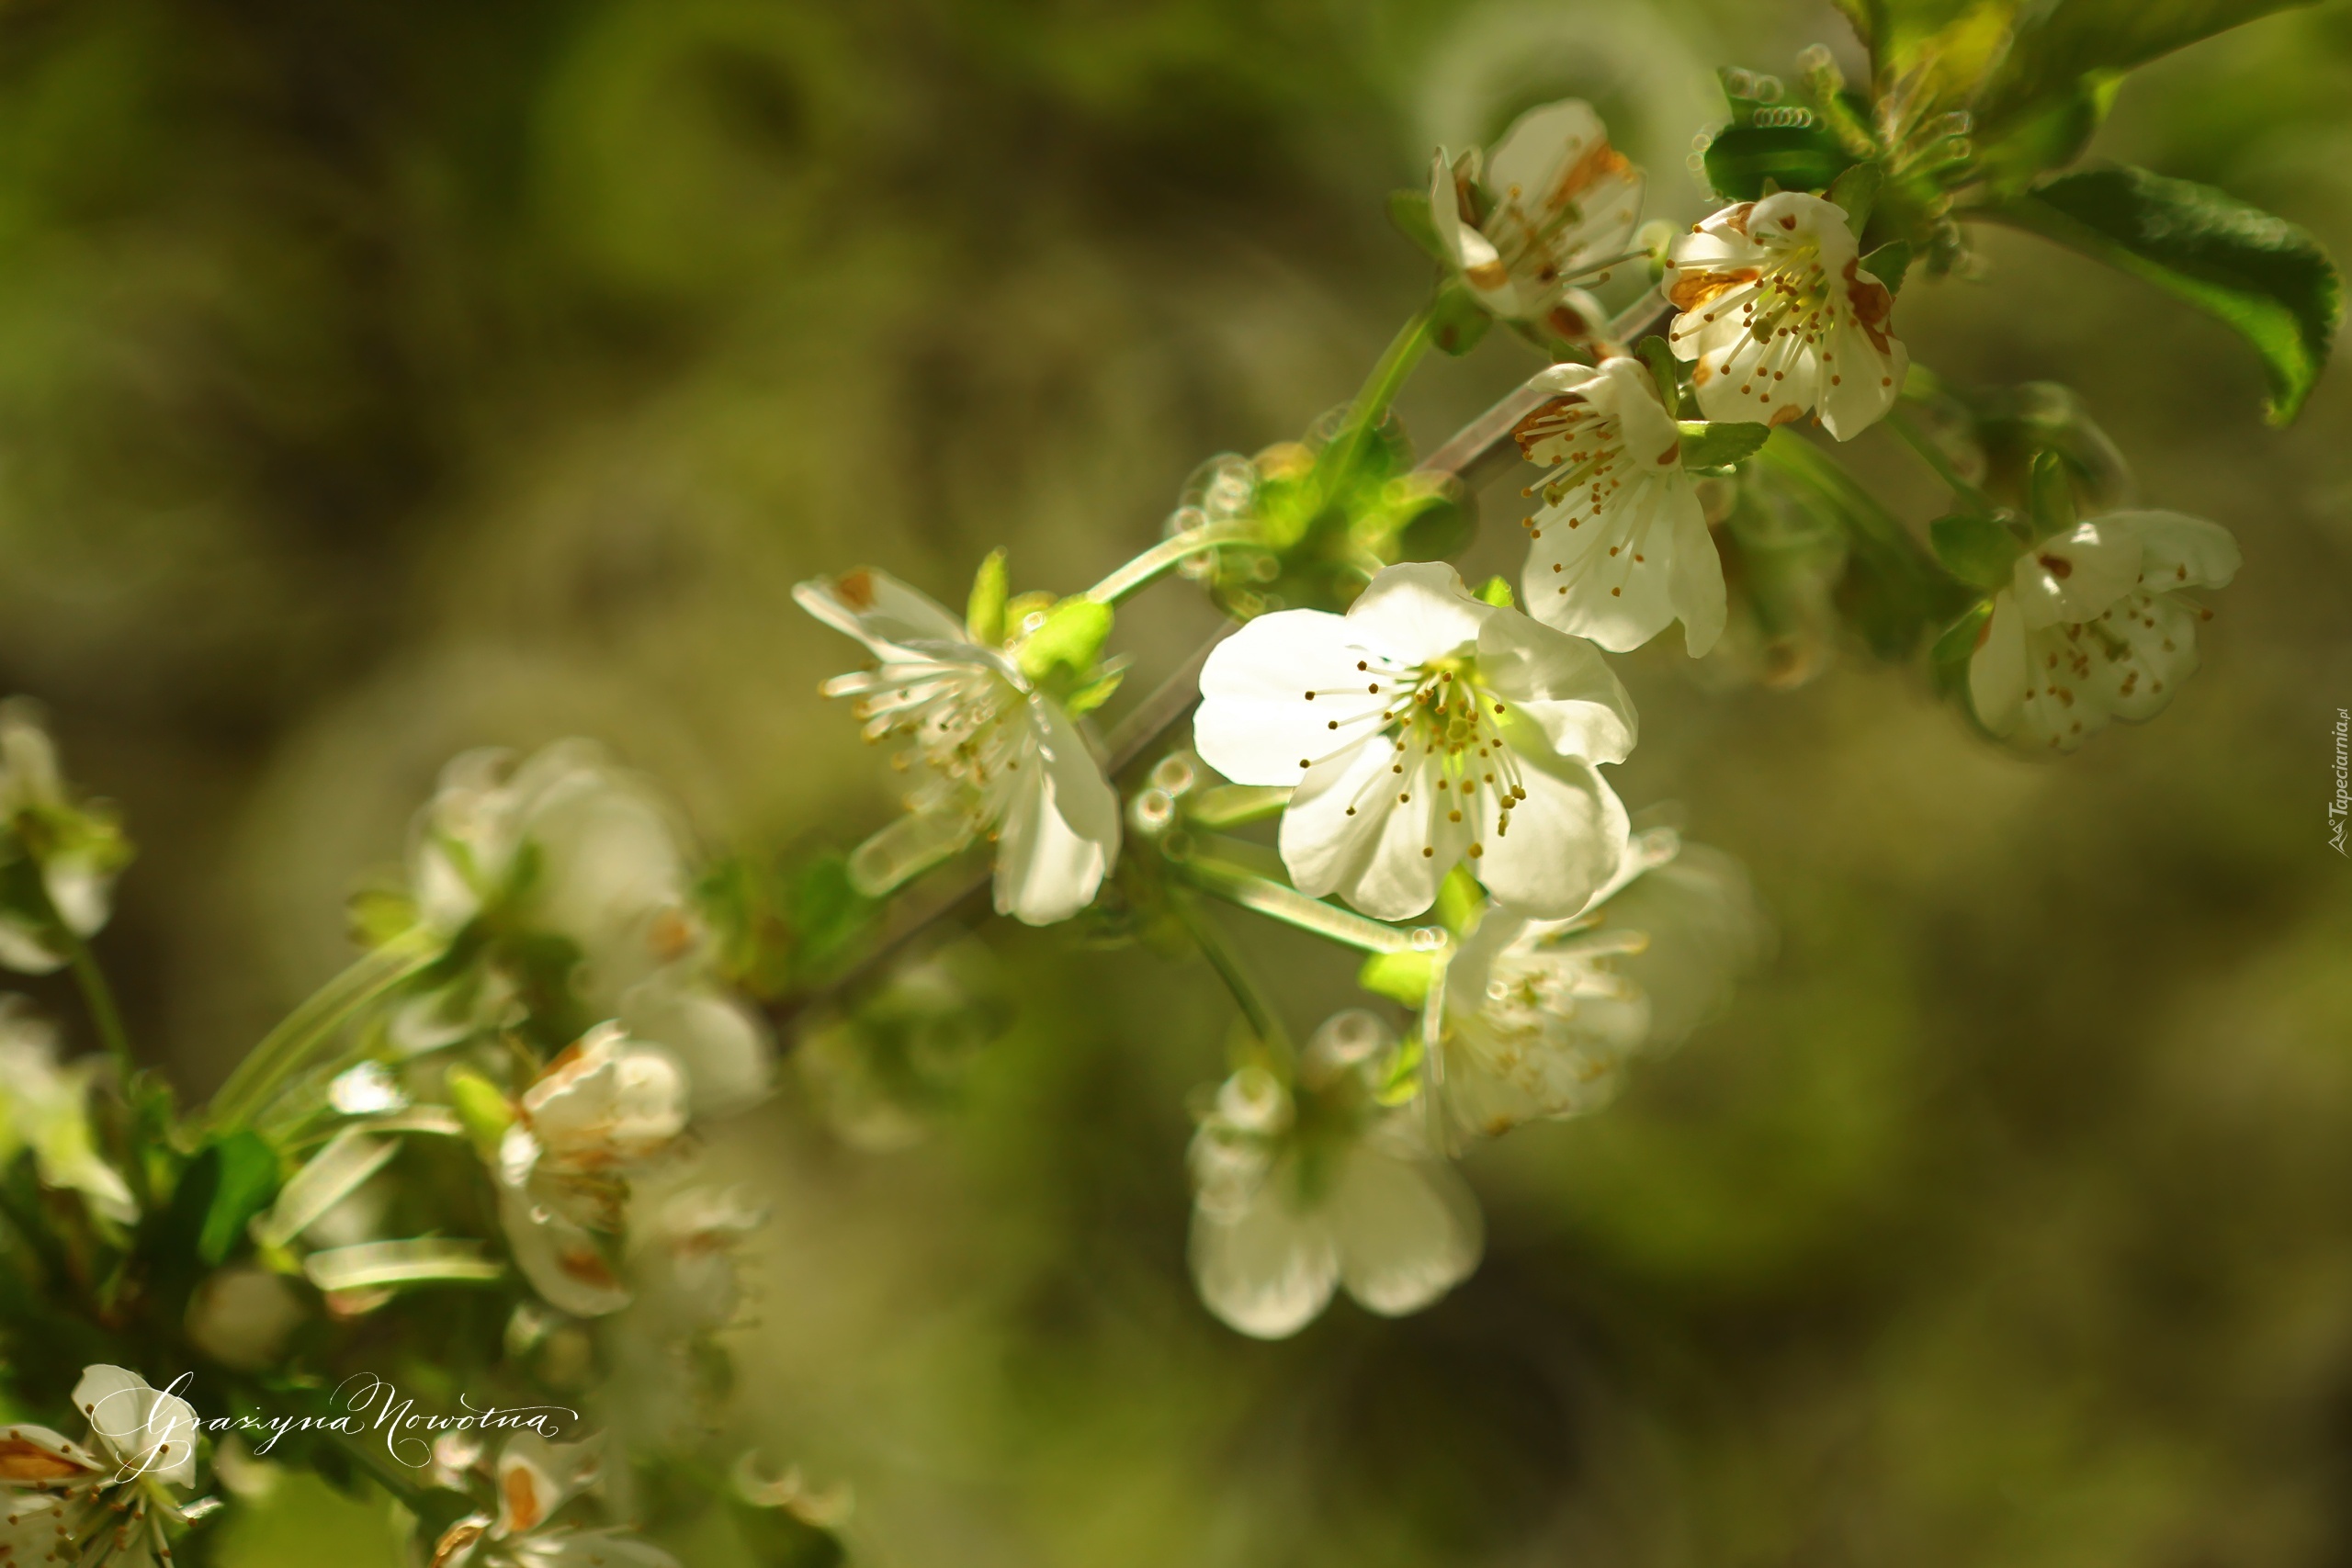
[1667,193,1905,439]
[495,1022,690,1317]
[1968,512,2241,751]
[0,1365,202,1568]
[185,1265,308,1372]
[1516,357,1724,657]
[0,1000,136,1224]
[426,1432,678,1568]
[0,702,129,977]
[1188,1012,1482,1339]
[1440,829,1766,1139]
[797,569,1120,927]
[1430,99,1644,344]
[400,741,772,1116]
[1195,562,1634,920]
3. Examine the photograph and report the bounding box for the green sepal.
[1678,420,1770,470]
[1435,865,1483,936]
[1061,660,1127,716]
[1387,188,1446,263]
[1358,950,1434,1008]
[2027,449,2076,538]
[1429,277,1493,357]
[1929,512,2024,588]
[1475,576,1514,609]
[1826,161,1882,233]
[446,1067,514,1154]
[1702,121,1860,201]
[1862,240,1912,297]
[1929,598,1996,665]
[1636,334,1681,414]
[967,547,1009,647]
[1373,1031,1427,1108]
[189,1133,282,1268]
[1986,164,2343,423]
[1014,597,1114,683]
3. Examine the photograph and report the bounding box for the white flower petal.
[2009,522,2143,628]
[1195,611,1387,786]
[1476,615,1637,764]
[2104,510,2241,590]
[1329,1145,1483,1316]
[1189,1172,1340,1339]
[1668,499,1729,657]
[792,569,973,660]
[1969,591,2030,736]
[499,1184,632,1317]
[1472,752,1629,919]
[73,1365,198,1488]
[618,980,774,1118]
[1281,739,1454,920]
[1341,562,1491,662]
[991,698,1117,925]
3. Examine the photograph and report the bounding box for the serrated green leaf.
[1387,188,1446,264]
[1862,241,1913,296]
[1429,278,1492,357]
[1929,512,2023,587]
[967,548,1008,647]
[1678,421,1771,470]
[1703,122,1860,201]
[1987,165,2342,422]
[1014,597,1114,682]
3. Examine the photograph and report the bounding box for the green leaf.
[1930,512,2023,587]
[1428,277,1492,357]
[1986,164,2342,422]
[1678,421,1771,470]
[1826,162,1883,233]
[1702,122,1860,201]
[192,1133,281,1267]
[1387,188,1446,264]
[1862,241,1913,296]
[966,547,1008,647]
[1981,0,2318,139]
[1013,597,1114,682]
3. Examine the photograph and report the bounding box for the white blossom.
[403,742,772,1117]
[495,1023,690,1318]
[426,1433,678,1568]
[0,704,121,977]
[1194,562,1635,920]
[1440,829,1765,1140]
[1514,357,1724,656]
[797,570,1120,927]
[1430,99,1644,343]
[0,1001,136,1224]
[0,1365,201,1568]
[1968,512,2241,752]
[1189,1012,1481,1339]
[1666,192,1906,440]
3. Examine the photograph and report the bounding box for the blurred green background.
[2,0,2350,1562]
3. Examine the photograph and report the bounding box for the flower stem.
[1084,522,1249,606]
[1167,847,1416,955]
[205,928,446,1131]
[1169,886,1291,1057]
[1319,303,1436,491]
[62,931,135,1079]
[1884,406,1997,513]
